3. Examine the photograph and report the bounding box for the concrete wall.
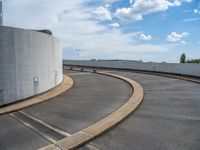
[63,60,200,77]
[0,26,63,105]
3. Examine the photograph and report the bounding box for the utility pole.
[76,49,81,60]
[0,1,3,26]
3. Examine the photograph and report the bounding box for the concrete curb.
[38,71,144,150]
[0,75,73,116]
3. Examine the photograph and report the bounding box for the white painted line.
[9,113,57,144]
[12,111,99,150]
[19,111,71,137]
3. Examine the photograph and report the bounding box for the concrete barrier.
[0,26,63,106]
[63,60,200,77]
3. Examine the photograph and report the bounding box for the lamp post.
[0,1,3,26]
[76,49,81,60]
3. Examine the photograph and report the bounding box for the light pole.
[76,49,81,60]
[0,1,3,26]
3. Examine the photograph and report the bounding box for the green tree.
[187,59,200,63]
[180,53,186,63]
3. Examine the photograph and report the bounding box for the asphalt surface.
[1,69,200,150]
[0,114,48,150]
[24,70,131,133]
[88,70,200,150]
[0,69,132,150]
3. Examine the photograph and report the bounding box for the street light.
[0,1,3,26]
[76,49,81,60]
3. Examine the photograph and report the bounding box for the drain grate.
[12,112,65,140]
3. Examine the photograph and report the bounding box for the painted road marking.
[19,111,71,137]
[9,113,57,144]
[10,111,99,150]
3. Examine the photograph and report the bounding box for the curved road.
[87,70,200,150]
[0,69,131,150]
[0,69,200,150]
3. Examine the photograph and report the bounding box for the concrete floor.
[1,69,200,150]
[24,70,132,133]
[89,70,200,150]
[0,69,132,150]
[0,115,48,150]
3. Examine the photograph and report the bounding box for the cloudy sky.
[1,0,200,62]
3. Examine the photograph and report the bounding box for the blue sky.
[2,0,200,62]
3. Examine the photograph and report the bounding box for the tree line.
[180,53,200,63]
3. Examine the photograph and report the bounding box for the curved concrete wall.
[0,26,63,106]
[63,60,200,77]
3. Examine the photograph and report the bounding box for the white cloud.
[138,33,152,40]
[115,7,142,21]
[194,9,198,13]
[180,40,186,44]
[109,22,120,28]
[3,0,81,29]
[92,6,112,21]
[172,0,182,6]
[2,0,173,60]
[194,2,200,14]
[129,0,133,4]
[194,9,200,14]
[115,0,191,21]
[182,17,199,22]
[167,32,189,43]
[182,0,192,2]
[103,0,123,3]
[105,4,111,8]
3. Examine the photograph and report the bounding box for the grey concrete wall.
[0,26,63,105]
[63,60,200,77]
